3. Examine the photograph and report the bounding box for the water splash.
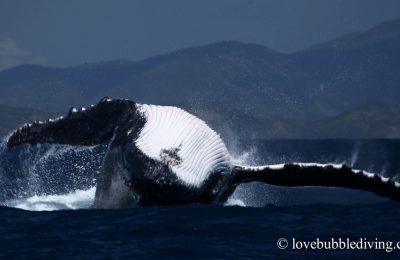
[5,187,96,211]
[224,198,246,207]
[350,141,361,166]
[225,139,282,207]
[0,141,106,210]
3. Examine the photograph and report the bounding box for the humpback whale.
[6,98,400,208]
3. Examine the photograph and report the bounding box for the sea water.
[0,139,399,258]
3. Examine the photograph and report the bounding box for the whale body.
[7,98,400,208]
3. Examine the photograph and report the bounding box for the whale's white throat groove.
[135,104,233,187]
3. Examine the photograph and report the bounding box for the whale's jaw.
[92,104,235,207]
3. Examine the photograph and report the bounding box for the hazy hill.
[0,105,53,137]
[309,103,400,139]
[0,18,399,138]
[0,42,314,119]
[187,102,400,139]
[292,18,400,115]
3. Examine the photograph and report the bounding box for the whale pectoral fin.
[231,163,400,201]
[7,98,135,147]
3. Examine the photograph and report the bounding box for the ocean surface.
[0,139,399,258]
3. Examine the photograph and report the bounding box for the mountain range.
[0,18,399,138]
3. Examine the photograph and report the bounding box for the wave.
[4,187,96,211]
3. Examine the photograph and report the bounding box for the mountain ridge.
[0,18,399,138]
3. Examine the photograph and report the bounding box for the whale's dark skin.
[6,98,400,208]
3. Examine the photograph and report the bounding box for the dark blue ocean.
[0,139,399,258]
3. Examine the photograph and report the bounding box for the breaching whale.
[6,98,400,208]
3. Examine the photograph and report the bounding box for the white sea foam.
[5,187,96,211]
[224,198,246,207]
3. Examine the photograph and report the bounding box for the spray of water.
[5,187,96,211]
[221,132,285,207]
[0,139,106,211]
[350,141,361,167]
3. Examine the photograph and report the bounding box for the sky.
[0,0,400,69]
